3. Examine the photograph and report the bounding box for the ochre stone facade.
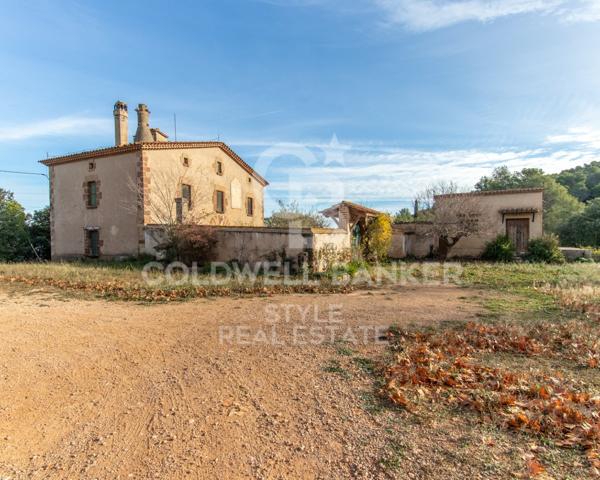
[42,143,268,260]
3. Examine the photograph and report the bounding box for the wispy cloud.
[373,0,600,31]
[241,127,600,212]
[546,126,600,150]
[0,116,111,142]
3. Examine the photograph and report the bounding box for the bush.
[157,225,217,264]
[362,214,392,262]
[481,235,516,262]
[526,235,565,264]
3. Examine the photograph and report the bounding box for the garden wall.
[144,225,350,272]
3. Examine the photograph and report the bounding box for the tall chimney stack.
[113,101,128,146]
[134,104,154,143]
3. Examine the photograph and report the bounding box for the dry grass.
[375,263,600,478]
[0,261,354,301]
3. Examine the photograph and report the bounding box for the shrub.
[526,235,565,264]
[481,235,515,262]
[362,214,392,262]
[157,225,217,264]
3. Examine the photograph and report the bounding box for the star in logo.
[323,134,349,166]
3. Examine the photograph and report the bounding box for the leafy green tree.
[475,167,584,234]
[265,200,329,228]
[555,161,600,203]
[27,206,51,260]
[0,188,29,261]
[558,198,600,247]
[393,207,413,223]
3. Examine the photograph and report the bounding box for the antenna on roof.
[173,113,177,141]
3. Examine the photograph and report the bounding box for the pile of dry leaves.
[0,274,354,301]
[384,321,600,475]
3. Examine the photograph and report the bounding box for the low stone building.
[390,188,544,259]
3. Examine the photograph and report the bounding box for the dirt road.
[0,286,481,479]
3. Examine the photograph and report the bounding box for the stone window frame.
[181,183,192,209]
[84,227,102,257]
[215,189,225,214]
[246,196,254,217]
[216,160,223,176]
[88,160,96,171]
[83,179,101,209]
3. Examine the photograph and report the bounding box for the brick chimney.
[134,104,154,143]
[113,101,128,146]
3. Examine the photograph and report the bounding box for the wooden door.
[506,219,530,253]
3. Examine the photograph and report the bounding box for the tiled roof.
[39,141,269,186]
[434,188,543,198]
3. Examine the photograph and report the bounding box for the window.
[216,161,223,175]
[216,190,225,213]
[88,161,95,171]
[86,229,100,257]
[181,184,192,209]
[246,197,254,216]
[182,156,190,167]
[87,181,97,208]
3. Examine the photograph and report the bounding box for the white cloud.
[0,116,111,142]
[546,126,600,149]
[373,0,600,31]
[247,130,598,211]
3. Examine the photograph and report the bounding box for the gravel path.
[0,286,481,479]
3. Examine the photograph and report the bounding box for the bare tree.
[126,161,215,261]
[416,181,493,260]
[127,162,212,227]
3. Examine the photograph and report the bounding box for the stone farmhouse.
[41,102,348,268]
[42,101,544,267]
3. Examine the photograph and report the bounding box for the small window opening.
[216,190,225,213]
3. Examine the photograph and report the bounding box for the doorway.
[86,229,100,257]
[506,219,530,254]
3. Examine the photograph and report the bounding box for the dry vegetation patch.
[383,320,600,476]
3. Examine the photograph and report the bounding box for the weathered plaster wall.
[51,151,139,259]
[145,147,265,227]
[389,224,436,259]
[388,191,544,259]
[144,226,350,272]
[445,190,543,258]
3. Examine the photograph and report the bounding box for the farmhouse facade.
[41,102,268,260]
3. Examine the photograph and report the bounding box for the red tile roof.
[39,141,269,186]
[434,187,543,198]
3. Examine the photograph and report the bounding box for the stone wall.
[144,225,350,272]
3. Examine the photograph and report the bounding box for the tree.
[127,163,213,262]
[27,206,51,260]
[265,200,329,228]
[362,213,392,262]
[558,198,600,247]
[416,181,493,260]
[555,161,600,203]
[393,207,413,223]
[0,188,29,261]
[475,167,583,234]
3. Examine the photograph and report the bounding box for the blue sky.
[1,0,599,215]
